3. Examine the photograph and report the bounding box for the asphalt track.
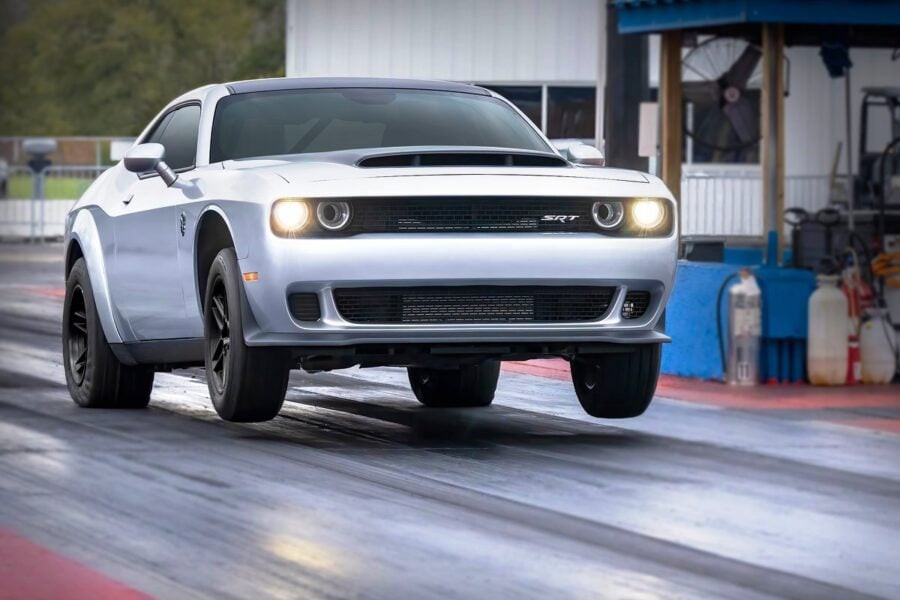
[1,243,898,599]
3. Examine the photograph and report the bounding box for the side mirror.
[124,143,177,186]
[565,143,605,167]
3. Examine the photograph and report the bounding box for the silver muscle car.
[63,78,677,422]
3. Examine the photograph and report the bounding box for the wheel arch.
[65,237,84,279]
[66,208,132,351]
[194,207,237,306]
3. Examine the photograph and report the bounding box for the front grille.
[333,286,615,324]
[338,197,599,234]
[622,291,651,319]
[288,293,321,321]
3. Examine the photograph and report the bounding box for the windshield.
[210,88,549,162]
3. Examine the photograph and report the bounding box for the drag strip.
[1,244,898,599]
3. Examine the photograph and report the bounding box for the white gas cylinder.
[727,270,762,385]
[807,274,849,386]
[860,308,897,384]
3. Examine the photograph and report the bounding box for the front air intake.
[357,152,568,168]
[288,293,321,321]
[622,291,651,319]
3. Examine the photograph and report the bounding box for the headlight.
[631,198,665,230]
[316,200,352,231]
[271,198,310,236]
[592,200,624,229]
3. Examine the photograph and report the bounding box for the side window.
[146,104,201,171]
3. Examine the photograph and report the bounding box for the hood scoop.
[357,151,568,168]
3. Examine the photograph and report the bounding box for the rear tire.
[407,360,501,407]
[63,258,154,408]
[204,248,291,422]
[570,344,661,418]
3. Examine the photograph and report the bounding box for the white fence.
[681,172,834,239]
[2,165,835,241]
[1,165,103,239]
[0,199,75,239]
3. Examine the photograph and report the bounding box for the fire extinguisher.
[842,249,872,384]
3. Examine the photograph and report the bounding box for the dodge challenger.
[63,77,677,422]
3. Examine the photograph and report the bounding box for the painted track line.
[0,528,150,600]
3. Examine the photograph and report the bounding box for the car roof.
[224,77,492,96]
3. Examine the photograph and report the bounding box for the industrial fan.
[682,37,763,162]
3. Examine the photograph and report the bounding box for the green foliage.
[0,0,284,135]
[7,174,92,199]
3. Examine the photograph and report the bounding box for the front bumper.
[238,232,677,347]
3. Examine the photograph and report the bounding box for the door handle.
[123,194,134,205]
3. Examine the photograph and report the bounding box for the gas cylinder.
[726,269,761,385]
[860,308,898,384]
[807,274,849,385]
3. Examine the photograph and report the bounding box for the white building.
[285,0,900,237]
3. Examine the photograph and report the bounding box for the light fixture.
[316,200,352,231]
[271,199,311,236]
[591,200,624,229]
[631,198,665,230]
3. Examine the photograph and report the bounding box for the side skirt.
[111,338,205,369]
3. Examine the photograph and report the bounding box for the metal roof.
[226,77,491,96]
[614,0,900,35]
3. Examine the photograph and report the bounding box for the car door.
[112,103,202,340]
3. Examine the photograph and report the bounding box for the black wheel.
[63,258,154,408]
[570,344,661,418]
[407,360,501,407]
[204,248,291,422]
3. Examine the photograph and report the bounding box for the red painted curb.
[502,359,900,412]
[0,528,150,600]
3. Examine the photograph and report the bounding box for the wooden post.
[761,23,785,261]
[659,30,683,230]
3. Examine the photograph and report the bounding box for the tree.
[0,0,284,135]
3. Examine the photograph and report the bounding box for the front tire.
[570,344,661,418]
[407,360,501,407]
[204,248,291,422]
[63,258,154,408]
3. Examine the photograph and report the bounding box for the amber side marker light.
[243,272,259,282]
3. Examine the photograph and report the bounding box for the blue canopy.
[615,0,900,38]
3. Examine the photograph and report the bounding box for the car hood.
[221,146,649,185]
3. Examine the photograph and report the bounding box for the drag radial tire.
[570,344,661,418]
[63,258,154,408]
[204,248,291,422]
[407,360,501,407]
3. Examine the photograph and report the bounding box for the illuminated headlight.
[271,198,311,236]
[631,198,666,230]
[592,200,624,229]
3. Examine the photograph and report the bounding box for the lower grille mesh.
[333,286,615,324]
